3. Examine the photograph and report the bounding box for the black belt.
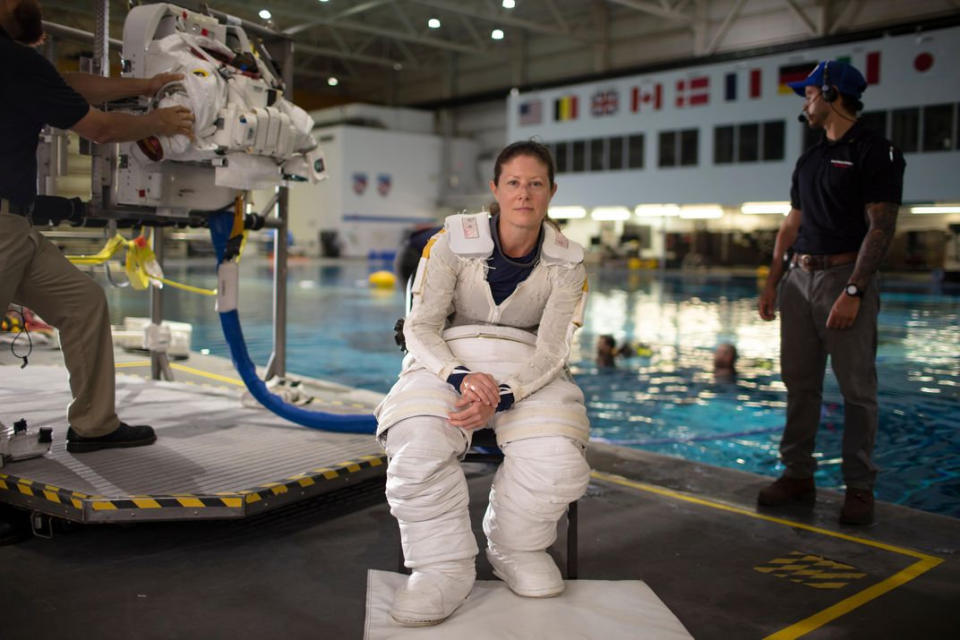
[1,198,35,217]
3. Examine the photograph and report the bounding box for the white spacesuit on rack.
[375,212,592,626]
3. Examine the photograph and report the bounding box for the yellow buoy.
[627,257,642,270]
[368,270,397,289]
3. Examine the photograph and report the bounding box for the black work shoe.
[839,488,875,525]
[757,476,816,506]
[66,423,156,453]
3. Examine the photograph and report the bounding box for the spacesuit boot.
[483,436,590,598]
[385,417,478,626]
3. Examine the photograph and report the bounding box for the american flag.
[591,89,619,117]
[518,99,542,125]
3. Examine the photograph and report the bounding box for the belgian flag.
[554,95,578,121]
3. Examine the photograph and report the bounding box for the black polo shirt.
[0,28,89,207]
[790,120,906,255]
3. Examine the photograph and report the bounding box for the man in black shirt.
[756,60,905,525]
[0,2,194,459]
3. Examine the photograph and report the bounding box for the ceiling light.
[393,63,403,71]
[258,9,272,20]
[491,29,504,40]
[549,206,586,220]
[635,204,679,217]
[502,0,516,8]
[740,201,790,215]
[679,205,724,219]
[910,205,960,214]
[591,207,631,221]
[427,18,441,29]
[327,76,339,86]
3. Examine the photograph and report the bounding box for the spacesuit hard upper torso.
[375,213,590,446]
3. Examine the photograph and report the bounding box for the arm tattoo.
[851,202,898,286]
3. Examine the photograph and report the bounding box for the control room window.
[679,129,698,166]
[627,134,644,169]
[922,103,955,152]
[608,136,624,170]
[554,141,568,173]
[891,107,919,153]
[860,110,888,137]
[762,120,785,161]
[590,138,605,171]
[738,123,759,163]
[659,131,677,167]
[571,140,586,172]
[714,125,734,164]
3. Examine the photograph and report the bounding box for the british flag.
[591,89,619,117]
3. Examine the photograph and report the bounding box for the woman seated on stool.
[375,140,591,627]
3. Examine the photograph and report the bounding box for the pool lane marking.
[590,471,944,639]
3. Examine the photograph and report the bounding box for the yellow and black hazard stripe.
[242,454,385,504]
[0,454,387,514]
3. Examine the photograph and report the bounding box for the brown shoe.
[839,488,874,525]
[757,476,816,506]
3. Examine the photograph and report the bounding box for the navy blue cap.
[787,60,867,98]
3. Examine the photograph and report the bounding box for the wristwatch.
[844,283,863,298]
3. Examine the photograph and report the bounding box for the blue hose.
[210,211,377,434]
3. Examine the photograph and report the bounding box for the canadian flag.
[675,76,709,107]
[630,83,662,112]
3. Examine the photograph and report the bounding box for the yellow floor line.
[114,360,151,368]
[590,471,944,639]
[168,363,245,387]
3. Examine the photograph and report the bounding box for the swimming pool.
[102,259,960,518]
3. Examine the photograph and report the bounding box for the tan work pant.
[777,261,880,490]
[0,212,119,436]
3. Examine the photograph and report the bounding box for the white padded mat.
[364,570,693,640]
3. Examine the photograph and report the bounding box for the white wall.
[508,25,960,208]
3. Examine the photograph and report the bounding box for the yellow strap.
[66,231,216,296]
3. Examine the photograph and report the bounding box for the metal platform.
[0,365,386,523]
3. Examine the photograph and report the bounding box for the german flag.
[778,62,816,94]
[554,95,578,121]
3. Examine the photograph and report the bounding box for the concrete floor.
[1,347,958,639]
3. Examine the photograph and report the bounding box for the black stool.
[396,428,579,579]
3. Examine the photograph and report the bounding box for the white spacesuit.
[375,212,591,626]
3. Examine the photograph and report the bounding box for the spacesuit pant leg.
[483,435,590,553]
[384,416,478,574]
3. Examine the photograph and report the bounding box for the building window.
[738,123,759,163]
[554,141,568,173]
[762,120,785,161]
[714,125,734,164]
[891,107,919,153]
[860,110,887,137]
[659,131,677,167]
[608,136,624,170]
[590,138,605,171]
[680,129,698,166]
[627,134,644,169]
[571,140,586,172]
[922,103,955,152]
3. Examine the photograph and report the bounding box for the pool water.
[102,259,960,518]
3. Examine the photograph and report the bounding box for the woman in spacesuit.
[375,140,591,626]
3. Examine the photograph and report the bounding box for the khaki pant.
[777,262,879,490]
[0,213,119,436]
